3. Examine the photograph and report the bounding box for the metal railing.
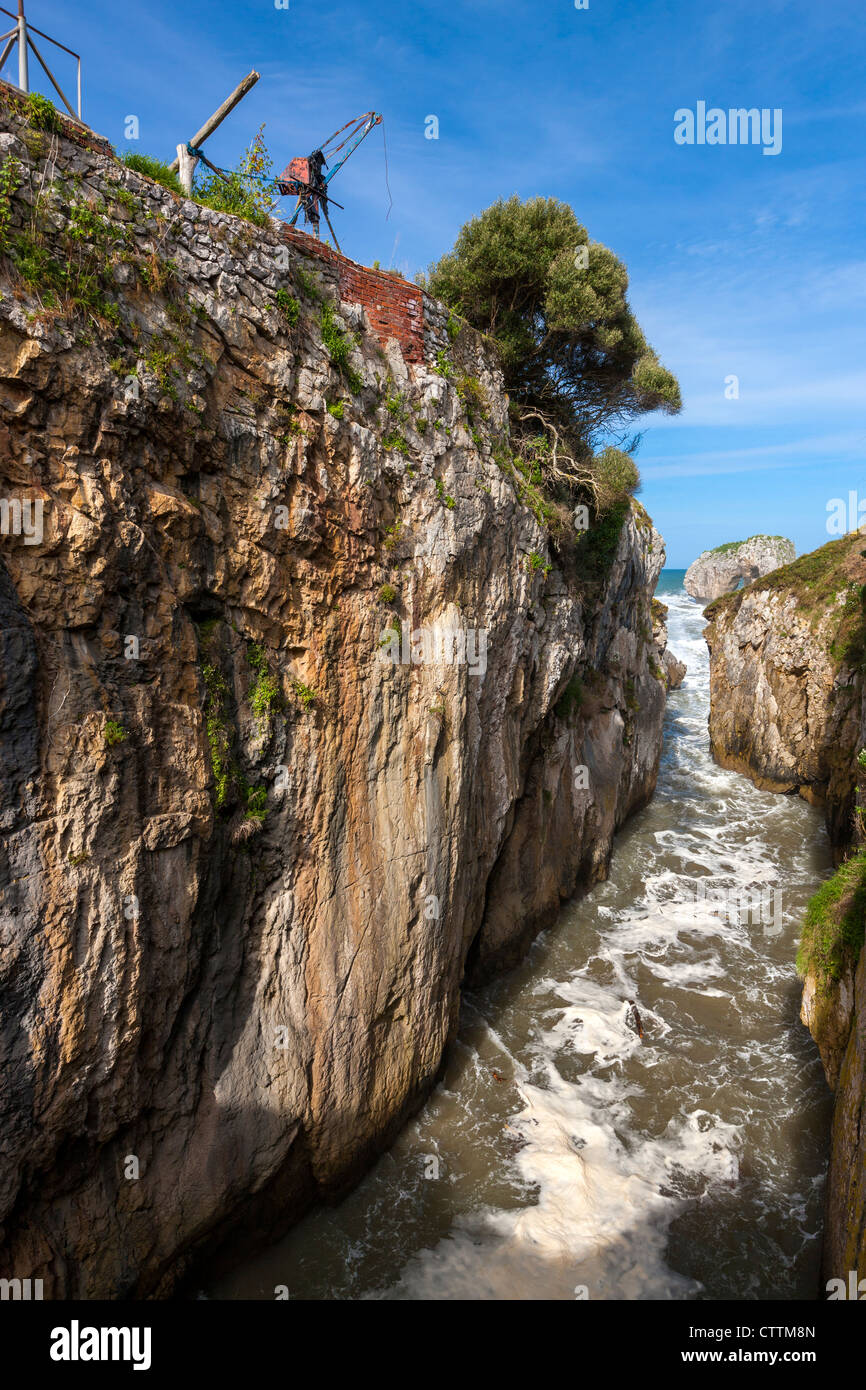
[0,2,81,121]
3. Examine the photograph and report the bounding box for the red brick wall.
[278,225,425,362]
[0,84,425,363]
[0,78,114,157]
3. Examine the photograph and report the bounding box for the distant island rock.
[684,534,796,602]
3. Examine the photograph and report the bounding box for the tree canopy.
[420,195,681,514]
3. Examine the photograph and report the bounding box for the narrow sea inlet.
[213,575,834,1301]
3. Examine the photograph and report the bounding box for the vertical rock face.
[703,535,866,1285]
[703,535,866,841]
[684,534,795,602]
[0,99,673,1296]
[823,946,866,1283]
[652,598,686,691]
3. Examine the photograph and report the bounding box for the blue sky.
[18,0,865,565]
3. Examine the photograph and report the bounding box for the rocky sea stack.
[685,534,796,602]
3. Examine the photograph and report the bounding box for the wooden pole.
[322,204,342,254]
[176,142,199,196]
[169,70,260,172]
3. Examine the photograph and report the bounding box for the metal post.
[17,0,27,93]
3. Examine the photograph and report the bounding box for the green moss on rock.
[797,848,866,989]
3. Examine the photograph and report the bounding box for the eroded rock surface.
[703,535,866,839]
[685,534,795,602]
[652,598,686,690]
[0,100,675,1296]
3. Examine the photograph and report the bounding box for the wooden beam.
[176,142,199,196]
[169,70,259,171]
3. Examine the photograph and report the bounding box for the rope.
[382,120,393,220]
[188,144,281,193]
[320,111,378,159]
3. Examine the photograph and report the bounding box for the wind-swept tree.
[419,195,680,513]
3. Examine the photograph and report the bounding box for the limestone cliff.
[703,533,866,1287]
[652,597,686,691]
[703,533,866,844]
[685,534,795,602]
[0,94,674,1297]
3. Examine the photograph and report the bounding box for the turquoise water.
[657,568,687,596]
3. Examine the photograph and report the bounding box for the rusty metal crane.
[276,111,383,252]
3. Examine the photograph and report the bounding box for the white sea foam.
[370,586,830,1300]
[217,583,833,1302]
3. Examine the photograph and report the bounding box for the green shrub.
[292,679,317,708]
[245,785,268,822]
[433,348,453,379]
[192,125,276,226]
[202,663,233,808]
[24,92,62,134]
[274,287,300,325]
[104,719,127,746]
[294,267,322,301]
[385,389,407,420]
[797,849,866,987]
[590,446,640,515]
[526,550,550,574]
[456,373,487,417]
[571,499,629,590]
[0,153,20,252]
[247,643,281,724]
[321,302,362,393]
[434,477,456,508]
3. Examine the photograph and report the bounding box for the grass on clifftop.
[120,153,183,197]
[704,531,866,672]
[797,849,866,988]
[707,534,789,556]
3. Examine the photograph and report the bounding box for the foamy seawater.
[211,574,834,1301]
